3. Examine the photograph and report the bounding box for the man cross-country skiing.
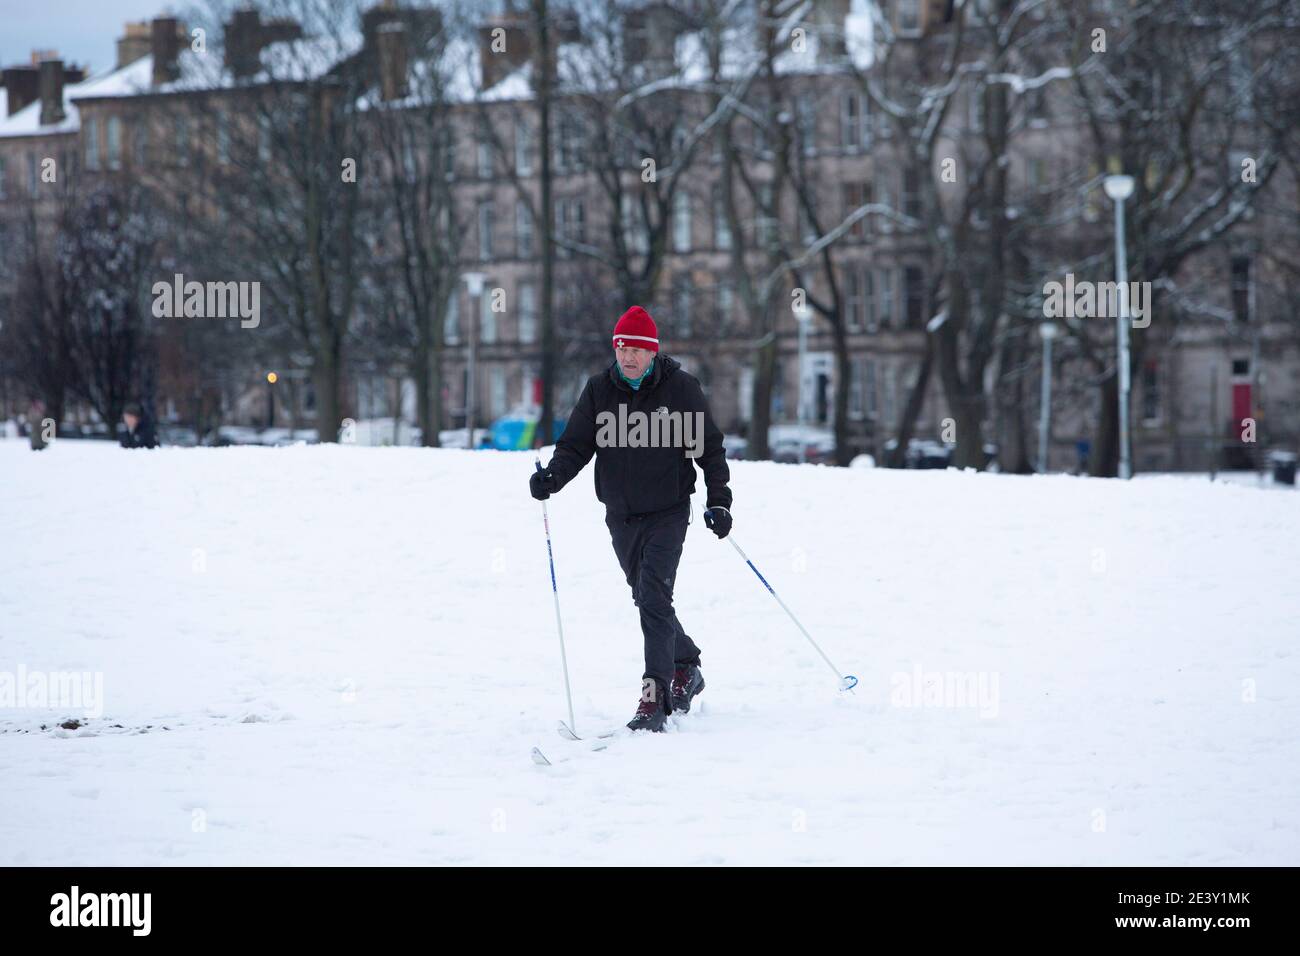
[529,305,733,732]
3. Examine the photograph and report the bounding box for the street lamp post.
[796,306,810,464]
[1037,322,1058,473]
[1104,174,1135,479]
[463,272,486,449]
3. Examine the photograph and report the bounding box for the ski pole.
[537,458,578,736]
[721,525,858,692]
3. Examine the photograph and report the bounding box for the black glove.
[530,467,559,501]
[703,506,732,539]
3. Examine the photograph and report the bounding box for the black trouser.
[605,499,702,697]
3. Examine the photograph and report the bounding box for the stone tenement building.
[1,1,1295,469]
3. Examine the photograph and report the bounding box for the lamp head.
[1103,174,1135,202]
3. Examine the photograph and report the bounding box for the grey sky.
[0,0,177,76]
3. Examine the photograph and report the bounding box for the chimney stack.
[2,59,41,116]
[38,59,66,126]
[224,8,302,80]
[376,22,409,102]
[117,21,152,69]
[151,16,182,87]
[225,8,262,79]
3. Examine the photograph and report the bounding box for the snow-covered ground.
[1,439,1296,865]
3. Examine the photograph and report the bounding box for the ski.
[556,720,617,746]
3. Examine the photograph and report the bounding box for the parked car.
[722,434,748,460]
[158,425,199,447]
[769,424,836,464]
[213,425,264,446]
[882,437,951,469]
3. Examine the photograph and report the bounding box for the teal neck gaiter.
[620,357,655,391]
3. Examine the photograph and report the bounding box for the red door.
[1232,383,1252,423]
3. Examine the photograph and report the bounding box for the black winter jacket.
[120,419,159,449]
[548,354,732,517]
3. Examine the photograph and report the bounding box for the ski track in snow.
[0,440,1296,865]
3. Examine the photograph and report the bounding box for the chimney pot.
[38,58,66,126]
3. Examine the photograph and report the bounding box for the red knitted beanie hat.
[612,306,659,353]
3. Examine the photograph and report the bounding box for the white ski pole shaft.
[726,533,857,691]
[537,459,577,733]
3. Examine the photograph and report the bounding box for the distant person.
[120,403,159,449]
[529,305,732,732]
[1075,438,1091,475]
[28,399,50,451]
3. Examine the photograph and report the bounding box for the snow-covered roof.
[65,54,154,100]
[0,71,94,140]
[68,32,363,103]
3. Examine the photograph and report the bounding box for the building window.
[843,181,872,239]
[444,287,460,344]
[621,192,647,254]
[555,197,585,256]
[394,129,415,180]
[476,137,493,178]
[106,117,123,170]
[554,114,584,173]
[84,116,100,170]
[1025,87,1048,125]
[514,120,532,175]
[849,358,865,420]
[864,359,878,416]
[672,189,692,253]
[795,91,817,156]
[672,273,694,338]
[216,111,230,165]
[127,120,145,168]
[882,363,896,422]
[840,91,870,152]
[257,113,271,163]
[712,184,732,250]
[490,366,507,418]
[1141,360,1160,424]
[878,268,895,327]
[1230,256,1252,322]
[904,266,925,327]
[968,85,984,132]
[173,115,191,167]
[621,193,648,255]
[877,178,893,233]
[27,152,38,195]
[515,201,533,258]
[757,182,776,246]
[845,267,875,331]
[478,201,495,261]
[798,185,819,244]
[714,280,734,325]
[518,281,537,343]
[902,167,921,220]
[845,269,864,331]
[439,125,456,180]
